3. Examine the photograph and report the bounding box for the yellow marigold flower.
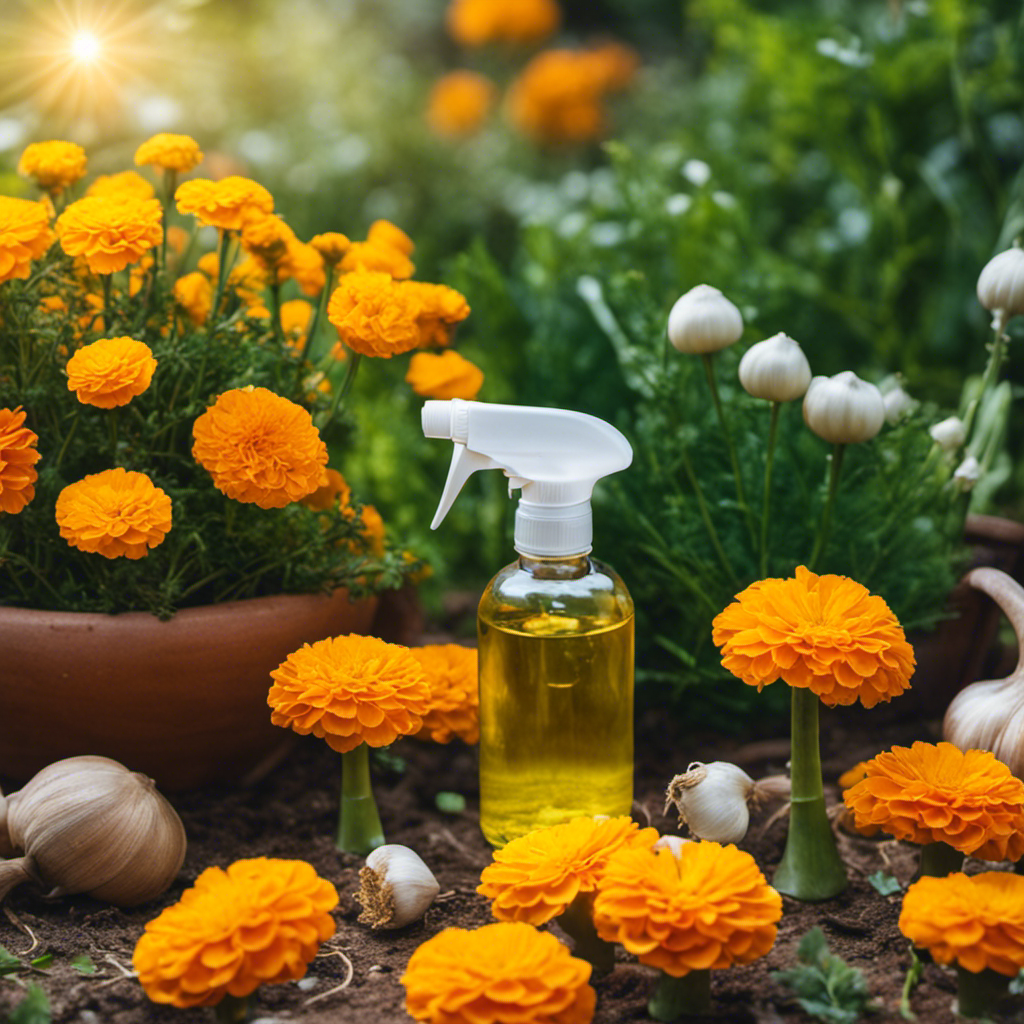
[507,50,608,145]
[285,241,326,297]
[405,281,471,347]
[173,272,213,327]
[478,816,660,926]
[66,336,158,409]
[327,272,423,359]
[268,634,431,753]
[280,299,314,351]
[134,133,203,173]
[367,220,415,257]
[446,0,560,47]
[85,170,156,201]
[711,565,915,708]
[428,71,496,138]
[411,644,479,745]
[228,257,269,306]
[0,407,41,514]
[402,922,596,1024]
[339,240,415,280]
[593,841,782,977]
[175,177,274,232]
[301,467,351,513]
[166,224,189,256]
[55,195,163,275]
[0,196,54,284]
[18,140,87,191]
[407,350,484,401]
[133,857,338,1009]
[581,43,640,93]
[843,741,1024,861]
[837,761,880,838]
[56,468,172,559]
[309,232,351,266]
[192,386,328,509]
[197,251,220,279]
[240,211,296,270]
[358,504,386,556]
[39,295,66,314]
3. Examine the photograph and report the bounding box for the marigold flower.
[228,258,270,306]
[55,195,163,275]
[173,271,213,326]
[843,741,1024,861]
[411,644,479,744]
[358,504,386,555]
[593,841,782,976]
[0,407,41,514]
[66,336,158,409]
[192,387,328,509]
[581,43,640,93]
[134,133,204,173]
[197,251,220,279]
[56,468,172,559]
[85,170,156,201]
[407,350,483,401]
[175,177,274,232]
[0,196,54,284]
[446,0,560,47]
[133,857,338,1009]
[301,467,352,513]
[837,761,880,837]
[241,211,296,270]
[339,241,415,280]
[268,634,431,753]
[166,225,189,256]
[507,50,608,145]
[406,281,471,347]
[899,872,1024,977]
[309,232,351,266]
[711,565,915,708]
[478,816,659,926]
[18,140,87,190]
[402,922,596,1024]
[428,71,496,138]
[327,272,423,358]
[367,220,415,257]
[285,241,326,297]
[280,299,314,351]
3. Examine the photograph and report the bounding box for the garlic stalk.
[356,844,440,929]
[0,755,186,907]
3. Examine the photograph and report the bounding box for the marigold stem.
[301,267,334,368]
[808,443,846,572]
[322,351,363,430]
[558,892,615,977]
[213,993,253,1023]
[337,743,385,855]
[956,965,1010,1019]
[772,688,847,901]
[678,444,738,588]
[211,229,233,320]
[916,841,964,879]
[648,969,711,1021]
[759,401,781,577]
[101,273,112,333]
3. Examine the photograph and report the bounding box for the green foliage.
[68,956,95,976]
[867,870,901,896]
[3,986,50,1024]
[774,927,876,1024]
[435,791,467,814]
[0,946,20,977]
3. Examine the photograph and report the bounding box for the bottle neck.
[513,498,592,558]
[517,552,592,580]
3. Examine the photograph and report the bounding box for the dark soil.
[1,678,1023,1023]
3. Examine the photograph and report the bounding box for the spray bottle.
[422,398,635,846]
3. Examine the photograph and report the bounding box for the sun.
[69,31,102,63]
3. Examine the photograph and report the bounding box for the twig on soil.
[304,950,354,1006]
[428,827,488,867]
[757,801,791,839]
[102,954,136,978]
[3,908,38,955]
[434,890,457,902]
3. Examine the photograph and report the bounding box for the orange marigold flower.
[56,468,172,559]
[478,816,660,926]
[0,407,41,514]
[301,467,352,513]
[192,386,328,509]
[18,140,87,190]
[446,0,560,47]
[593,841,782,977]
[899,872,1024,977]
[711,565,915,708]
[309,232,351,266]
[0,196,54,284]
[340,240,415,280]
[406,281,471,347]
[327,272,423,358]
[268,634,431,754]
[134,133,203,173]
[66,336,158,409]
[428,71,496,138]
[175,177,274,232]
[357,504,386,555]
[133,857,338,1009]
[166,224,189,256]
[228,257,270,306]
[507,50,608,145]
[85,170,156,201]
[407,350,484,401]
[412,644,479,744]
[843,741,1024,861]
[280,299,314,351]
[55,195,163,275]
[402,922,596,1024]
[837,761,880,838]
[581,43,640,93]
[197,251,220,279]
[241,211,296,270]
[285,240,326,297]
[173,272,213,326]
[367,220,415,257]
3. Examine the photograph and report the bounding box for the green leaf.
[435,792,466,814]
[27,955,51,971]
[372,748,407,774]
[867,870,901,896]
[6,984,51,1024]
[0,944,21,976]
[900,944,924,1020]
[70,955,96,975]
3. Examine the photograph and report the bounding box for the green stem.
[558,893,615,977]
[109,409,119,466]
[160,169,177,273]
[648,970,711,1021]
[336,744,385,855]
[678,445,739,588]
[101,273,112,334]
[772,688,847,901]
[963,323,1007,445]
[955,965,1010,1019]
[270,281,283,348]
[808,444,846,572]
[211,230,233,319]
[916,841,964,879]
[54,410,80,470]
[760,401,781,577]
[321,351,363,429]
[300,266,334,367]
[213,993,253,1024]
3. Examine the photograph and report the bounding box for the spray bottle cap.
[422,399,633,557]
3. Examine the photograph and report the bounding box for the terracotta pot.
[0,588,378,792]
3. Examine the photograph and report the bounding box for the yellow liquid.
[478,600,634,847]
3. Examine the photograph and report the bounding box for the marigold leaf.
[0,943,21,975]
[28,954,52,970]
[867,870,901,896]
[435,791,466,814]
[70,954,97,975]
[7,984,51,1024]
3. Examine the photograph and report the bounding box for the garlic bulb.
[930,415,967,452]
[953,454,981,492]
[737,332,812,402]
[882,384,916,424]
[667,284,743,354]
[356,844,439,929]
[944,568,1024,779]
[976,246,1024,319]
[664,762,753,843]
[0,755,186,906]
[802,371,885,444]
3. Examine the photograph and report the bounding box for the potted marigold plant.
[0,134,470,789]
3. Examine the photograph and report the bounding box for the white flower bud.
[802,371,885,444]
[953,454,981,493]
[929,415,966,452]
[882,384,916,424]
[737,332,812,402]
[976,247,1024,319]
[667,284,743,355]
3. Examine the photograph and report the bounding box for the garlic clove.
[737,332,812,403]
[664,761,754,844]
[667,284,744,355]
[356,844,439,929]
[976,246,1024,319]
[802,370,885,445]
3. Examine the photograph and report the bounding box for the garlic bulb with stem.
[930,415,967,452]
[0,755,186,906]
[356,844,440,929]
[976,244,1024,321]
[666,285,743,355]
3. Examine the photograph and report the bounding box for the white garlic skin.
[976,247,1024,318]
[882,385,916,424]
[357,844,439,929]
[667,285,744,355]
[953,454,981,492]
[1,756,186,906]
[930,416,967,452]
[664,761,754,844]
[738,332,812,402]
[803,371,885,444]
[653,834,692,856]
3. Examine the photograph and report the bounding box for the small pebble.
[297,977,319,991]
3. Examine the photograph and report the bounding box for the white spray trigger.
[431,445,503,530]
